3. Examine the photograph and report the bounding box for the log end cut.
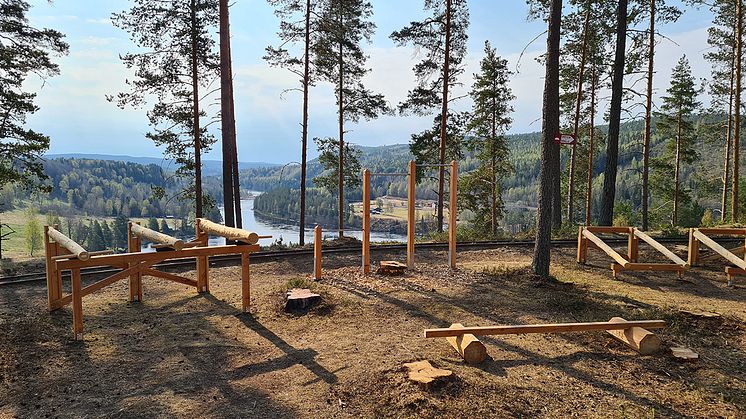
[445,323,488,364]
[606,317,662,355]
[285,288,321,312]
[403,360,452,390]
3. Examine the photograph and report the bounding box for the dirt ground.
[0,244,744,418]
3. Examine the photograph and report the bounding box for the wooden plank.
[48,227,89,261]
[362,169,371,274]
[585,226,633,234]
[314,226,322,280]
[424,320,667,338]
[51,250,113,261]
[197,218,259,244]
[700,246,744,262]
[696,228,746,235]
[623,263,687,271]
[582,229,629,267]
[606,317,661,355]
[692,229,746,270]
[448,160,457,269]
[407,160,416,270]
[130,222,185,250]
[141,268,198,287]
[446,323,487,364]
[71,268,83,340]
[634,229,687,266]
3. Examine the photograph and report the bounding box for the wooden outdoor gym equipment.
[688,227,746,286]
[425,318,666,364]
[361,160,458,274]
[44,218,263,340]
[577,226,688,279]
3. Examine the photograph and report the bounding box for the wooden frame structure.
[688,228,746,286]
[44,218,262,340]
[577,226,688,279]
[361,160,458,274]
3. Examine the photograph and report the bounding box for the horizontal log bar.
[48,227,89,261]
[582,229,629,267]
[616,263,686,271]
[130,223,184,250]
[370,172,409,177]
[198,218,259,244]
[56,243,260,270]
[696,228,746,236]
[585,226,633,234]
[633,229,688,267]
[692,230,746,270]
[52,250,113,261]
[424,320,667,338]
[141,268,198,287]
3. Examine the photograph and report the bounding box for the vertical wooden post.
[195,219,209,293]
[362,169,371,274]
[71,268,83,340]
[688,228,699,267]
[577,226,586,263]
[407,160,416,269]
[241,251,251,312]
[448,160,457,269]
[627,227,639,262]
[44,226,59,311]
[52,224,63,304]
[314,225,322,280]
[127,222,143,302]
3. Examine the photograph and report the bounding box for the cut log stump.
[606,317,662,355]
[446,323,488,364]
[671,347,699,362]
[403,360,452,390]
[285,288,321,312]
[378,261,407,276]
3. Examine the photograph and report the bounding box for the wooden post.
[446,323,487,364]
[241,251,250,312]
[407,160,416,269]
[688,228,699,267]
[362,169,371,274]
[577,226,587,263]
[314,225,322,280]
[195,219,209,293]
[127,222,143,302]
[606,317,661,355]
[71,268,83,340]
[448,160,457,269]
[627,227,639,262]
[44,226,57,311]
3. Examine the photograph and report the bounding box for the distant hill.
[45,153,280,176]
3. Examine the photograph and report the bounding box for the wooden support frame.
[689,228,746,286]
[577,226,687,279]
[45,219,262,340]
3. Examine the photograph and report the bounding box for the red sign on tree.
[553,133,577,145]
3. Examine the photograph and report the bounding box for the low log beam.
[424,320,666,338]
[445,323,487,364]
[197,218,259,244]
[48,227,89,261]
[606,317,661,355]
[130,222,184,251]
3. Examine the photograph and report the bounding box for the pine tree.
[110,0,218,218]
[89,220,105,251]
[0,0,68,191]
[314,0,390,238]
[652,56,700,226]
[461,42,514,236]
[312,136,362,225]
[391,0,469,232]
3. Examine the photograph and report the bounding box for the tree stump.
[378,261,407,276]
[285,288,321,312]
[403,360,452,390]
[671,346,699,362]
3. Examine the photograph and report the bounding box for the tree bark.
[642,0,655,231]
[190,0,203,219]
[337,0,345,238]
[437,0,453,234]
[219,0,235,227]
[299,0,312,245]
[533,0,562,278]
[733,0,742,222]
[585,64,597,226]
[599,0,628,226]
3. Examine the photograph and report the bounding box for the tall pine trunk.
[219,0,235,226]
[733,0,742,222]
[533,0,562,277]
[437,0,453,233]
[721,49,735,222]
[567,0,591,224]
[673,109,682,226]
[337,0,345,238]
[599,0,628,226]
[299,0,312,245]
[642,0,655,231]
[190,0,203,219]
[585,65,597,226]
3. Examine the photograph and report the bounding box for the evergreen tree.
[391,0,469,232]
[148,218,160,232]
[0,0,68,191]
[112,215,129,251]
[461,42,514,236]
[89,220,105,251]
[110,0,219,218]
[410,113,467,180]
[313,0,390,237]
[101,221,113,249]
[313,137,362,195]
[652,56,700,226]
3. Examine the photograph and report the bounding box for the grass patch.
[284,277,316,291]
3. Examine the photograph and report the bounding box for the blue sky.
[26,0,714,164]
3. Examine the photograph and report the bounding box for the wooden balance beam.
[197,218,260,244]
[130,222,185,250]
[48,227,89,260]
[425,318,665,363]
[689,228,746,286]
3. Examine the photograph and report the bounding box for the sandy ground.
[0,245,744,418]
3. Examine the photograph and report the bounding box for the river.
[218,196,406,246]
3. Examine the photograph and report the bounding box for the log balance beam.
[44,219,262,340]
[577,226,687,279]
[425,318,666,363]
[688,228,746,286]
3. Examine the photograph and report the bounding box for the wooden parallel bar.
[141,268,198,287]
[130,222,184,250]
[56,244,260,270]
[197,218,259,244]
[585,226,634,234]
[582,229,629,267]
[692,229,746,270]
[696,228,746,235]
[424,320,667,338]
[633,229,688,266]
[48,227,89,261]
